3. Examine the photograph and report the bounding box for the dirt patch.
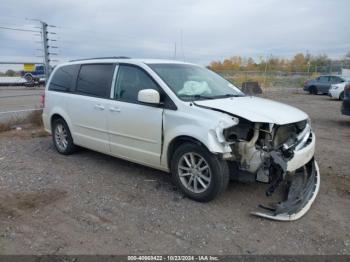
[0,110,43,132]
[325,174,350,198]
[0,189,67,219]
[0,127,48,139]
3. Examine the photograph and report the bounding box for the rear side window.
[115,65,159,103]
[331,76,343,83]
[49,64,80,92]
[76,64,114,98]
[318,76,329,82]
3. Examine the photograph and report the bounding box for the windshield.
[148,63,244,101]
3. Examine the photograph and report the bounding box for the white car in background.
[329,77,350,100]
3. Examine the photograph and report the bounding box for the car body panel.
[52,92,110,154]
[160,104,238,168]
[329,79,350,99]
[329,83,343,99]
[106,99,164,167]
[195,96,308,125]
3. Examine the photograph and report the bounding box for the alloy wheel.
[178,152,212,194]
[54,123,68,151]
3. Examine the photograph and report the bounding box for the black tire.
[52,118,75,155]
[24,74,33,83]
[339,91,344,101]
[309,86,318,95]
[170,142,229,202]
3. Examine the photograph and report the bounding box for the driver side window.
[115,65,159,103]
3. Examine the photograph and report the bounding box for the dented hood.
[195,96,308,125]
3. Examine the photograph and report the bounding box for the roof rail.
[69,56,130,62]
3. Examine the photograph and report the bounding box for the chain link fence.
[213,61,350,88]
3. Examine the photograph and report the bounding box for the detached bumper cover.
[251,159,320,221]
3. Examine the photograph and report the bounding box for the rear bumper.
[328,89,339,99]
[252,158,320,221]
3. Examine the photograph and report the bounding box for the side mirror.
[138,89,160,104]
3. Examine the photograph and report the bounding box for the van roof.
[66,57,193,65]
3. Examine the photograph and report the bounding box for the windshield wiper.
[211,94,244,98]
[178,94,215,100]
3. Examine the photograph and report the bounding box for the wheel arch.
[51,113,64,127]
[166,135,210,169]
[49,110,73,135]
[309,85,317,94]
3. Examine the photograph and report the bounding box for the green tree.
[5,69,16,77]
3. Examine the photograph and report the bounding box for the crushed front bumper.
[251,158,320,221]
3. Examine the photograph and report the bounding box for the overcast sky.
[0,0,349,68]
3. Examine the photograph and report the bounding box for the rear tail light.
[346,84,350,92]
[304,80,308,85]
[40,92,45,108]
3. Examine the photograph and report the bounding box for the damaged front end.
[222,118,320,221]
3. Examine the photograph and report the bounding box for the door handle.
[94,104,105,110]
[109,107,121,112]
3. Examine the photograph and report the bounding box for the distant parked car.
[329,77,350,100]
[304,75,346,95]
[341,83,350,116]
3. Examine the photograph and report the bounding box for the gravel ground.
[0,88,349,255]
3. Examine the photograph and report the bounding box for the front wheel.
[170,142,229,202]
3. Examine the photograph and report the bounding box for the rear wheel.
[339,91,344,101]
[309,86,318,95]
[52,118,75,155]
[170,142,229,202]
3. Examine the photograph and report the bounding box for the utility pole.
[40,21,50,81]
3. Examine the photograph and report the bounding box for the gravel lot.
[0,88,349,255]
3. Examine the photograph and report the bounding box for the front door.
[107,64,163,167]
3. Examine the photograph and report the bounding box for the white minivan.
[42,57,320,221]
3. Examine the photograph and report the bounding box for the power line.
[0,26,40,33]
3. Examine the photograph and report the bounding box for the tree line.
[0,69,20,77]
[209,52,350,73]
